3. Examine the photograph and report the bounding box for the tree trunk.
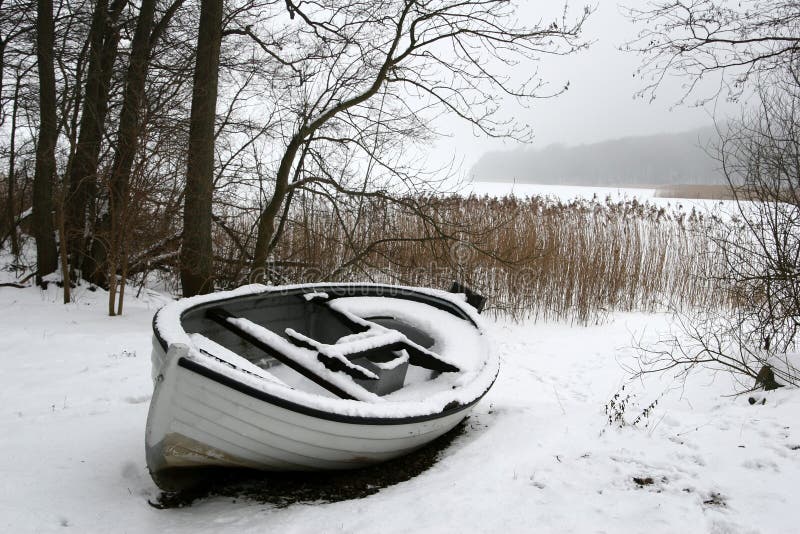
[0,38,5,127]
[6,69,22,257]
[84,212,108,287]
[83,0,182,289]
[33,0,58,285]
[65,0,125,276]
[180,0,222,297]
[106,0,157,314]
[251,136,302,276]
[58,193,71,303]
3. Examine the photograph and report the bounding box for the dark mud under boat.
[145,283,498,490]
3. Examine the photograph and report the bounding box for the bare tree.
[0,3,33,257]
[180,0,222,297]
[626,1,800,388]
[63,0,126,276]
[625,0,800,104]
[225,1,592,278]
[717,79,800,352]
[3,0,595,319]
[32,0,58,284]
[83,0,188,292]
[0,0,31,125]
[2,65,31,257]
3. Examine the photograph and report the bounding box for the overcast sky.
[430,1,740,174]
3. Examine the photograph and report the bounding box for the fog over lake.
[470,126,725,186]
[433,2,741,175]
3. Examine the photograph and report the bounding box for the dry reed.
[214,193,731,325]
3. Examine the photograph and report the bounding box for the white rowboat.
[145,283,498,490]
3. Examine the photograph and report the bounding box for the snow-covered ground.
[2,277,798,533]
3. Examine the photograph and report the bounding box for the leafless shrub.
[629,78,800,389]
[629,306,800,390]
[623,1,800,389]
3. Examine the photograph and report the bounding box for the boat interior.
[176,288,467,400]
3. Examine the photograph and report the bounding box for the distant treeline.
[471,127,726,186]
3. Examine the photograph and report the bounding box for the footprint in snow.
[674,452,706,467]
[668,435,700,450]
[124,395,151,404]
[764,443,790,459]
[121,461,141,479]
[741,458,780,472]
[659,415,681,428]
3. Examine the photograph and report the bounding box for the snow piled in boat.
[153,283,498,419]
[227,317,383,402]
[329,296,483,371]
[187,333,289,387]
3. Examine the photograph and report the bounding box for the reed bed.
[221,194,731,324]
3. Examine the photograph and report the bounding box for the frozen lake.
[461,181,735,213]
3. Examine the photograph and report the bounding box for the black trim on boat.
[449,282,487,314]
[152,284,493,425]
[177,356,492,425]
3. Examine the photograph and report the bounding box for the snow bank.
[3,278,800,533]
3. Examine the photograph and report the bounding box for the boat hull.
[146,343,475,489]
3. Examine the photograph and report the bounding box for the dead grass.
[214,194,731,325]
[655,184,734,200]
